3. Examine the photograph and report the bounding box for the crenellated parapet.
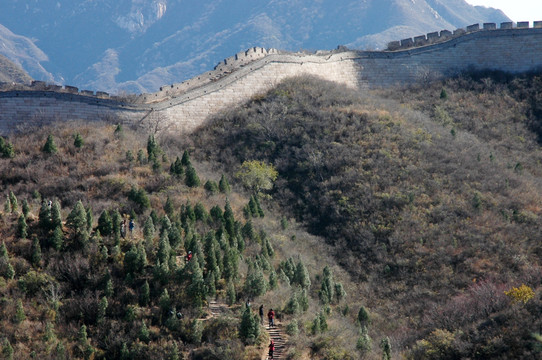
[2,21,542,134]
[137,47,283,104]
[388,21,542,51]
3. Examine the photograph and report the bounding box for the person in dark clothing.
[129,219,135,235]
[259,304,264,325]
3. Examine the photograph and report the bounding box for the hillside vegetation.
[0,120,363,359]
[191,74,542,358]
[0,73,541,359]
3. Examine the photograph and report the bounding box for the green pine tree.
[219,174,231,194]
[38,201,52,232]
[42,134,58,154]
[239,305,260,345]
[17,214,28,239]
[226,279,236,306]
[8,191,18,213]
[14,298,26,323]
[357,326,372,352]
[86,207,93,232]
[2,338,14,360]
[50,200,62,230]
[204,180,219,194]
[292,261,311,289]
[97,210,113,236]
[286,319,300,337]
[97,296,108,323]
[50,225,64,251]
[21,199,29,217]
[139,280,150,306]
[114,124,124,138]
[243,263,267,298]
[66,200,89,248]
[74,132,84,148]
[143,216,155,244]
[181,150,191,166]
[194,202,208,223]
[170,156,184,177]
[187,258,206,309]
[190,319,203,345]
[319,266,335,304]
[358,306,371,327]
[0,136,15,158]
[139,321,150,343]
[169,341,181,360]
[335,282,346,303]
[185,164,201,187]
[159,288,171,313]
[104,277,114,298]
[31,236,41,266]
[381,336,392,360]
[164,196,175,218]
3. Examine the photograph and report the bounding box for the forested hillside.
[191,74,542,358]
[1,73,542,359]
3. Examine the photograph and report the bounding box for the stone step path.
[265,323,286,360]
[207,301,288,359]
[208,300,228,318]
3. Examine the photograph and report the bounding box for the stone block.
[64,85,79,94]
[440,30,452,38]
[517,21,529,28]
[387,41,401,50]
[466,24,480,32]
[400,38,414,47]
[483,23,497,30]
[414,35,427,45]
[500,22,514,29]
[453,28,466,36]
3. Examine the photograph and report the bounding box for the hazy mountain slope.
[0,24,51,83]
[0,0,509,93]
[0,53,32,84]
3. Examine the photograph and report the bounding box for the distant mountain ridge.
[0,53,32,84]
[0,0,509,93]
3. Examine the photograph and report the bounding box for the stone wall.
[0,91,147,133]
[2,23,542,135]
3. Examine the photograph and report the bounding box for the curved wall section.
[1,25,542,134]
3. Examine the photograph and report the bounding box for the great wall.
[1,21,542,134]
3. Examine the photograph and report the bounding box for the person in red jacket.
[267,308,275,328]
[186,251,192,262]
[268,339,275,359]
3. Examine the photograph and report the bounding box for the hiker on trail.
[121,219,126,239]
[268,339,275,359]
[129,219,135,235]
[267,308,275,328]
[186,251,192,262]
[259,304,264,325]
[246,299,251,308]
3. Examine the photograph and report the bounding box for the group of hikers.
[251,303,276,359]
[119,218,135,238]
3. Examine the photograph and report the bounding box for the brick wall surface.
[1,27,542,134]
